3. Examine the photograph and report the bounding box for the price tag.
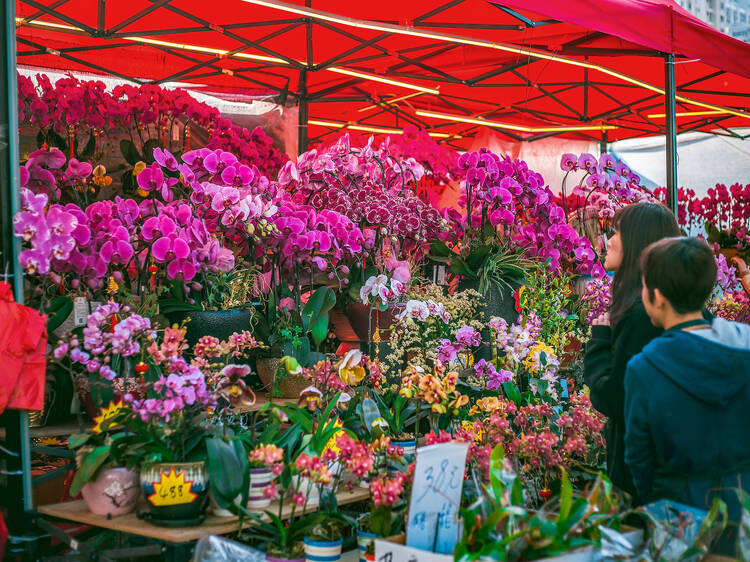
[73,297,89,327]
[375,539,452,562]
[435,265,446,286]
[89,301,102,314]
[172,123,180,141]
[148,468,198,506]
[406,441,469,554]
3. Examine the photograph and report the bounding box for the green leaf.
[79,131,96,160]
[67,433,92,450]
[70,445,110,496]
[557,469,572,524]
[489,444,506,504]
[142,139,161,162]
[120,139,140,166]
[206,437,248,508]
[45,297,73,332]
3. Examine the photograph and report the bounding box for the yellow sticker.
[92,401,123,434]
[148,468,197,506]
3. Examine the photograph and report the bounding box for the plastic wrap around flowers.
[278,134,447,249]
[446,149,603,276]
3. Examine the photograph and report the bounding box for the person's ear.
[652,288,669,312]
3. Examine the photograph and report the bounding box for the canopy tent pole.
[298,69,309,154]
[1,0,36,555]
[664,53,678,215]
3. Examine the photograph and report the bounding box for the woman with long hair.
[584,202,681,497]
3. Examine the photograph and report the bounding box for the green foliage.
[206,436,250,510]
[456,445,625,561]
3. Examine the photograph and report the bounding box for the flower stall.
[2,63,746,562]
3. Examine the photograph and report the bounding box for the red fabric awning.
[14,0,750,148]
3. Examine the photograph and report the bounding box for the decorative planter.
[303,537,342,562]
[81,468,140,517]
[248,467,274,509]
[164,309,252,349]
[256,357,309,398]
[140,461,209,527]
[388,439,417,474]
[357,530,379,562]
[457,279,521,325]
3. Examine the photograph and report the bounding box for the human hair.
[640,237,716,314]
[610,202,681,326]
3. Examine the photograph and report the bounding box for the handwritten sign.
[375,539,452,562]
[406,441,469,554]
[148,468,197,506]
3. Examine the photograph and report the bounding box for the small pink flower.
[263,482,277,500]
[292,492,306,506]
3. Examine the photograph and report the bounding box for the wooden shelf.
[0,421,90,441]
[38,485,370,544]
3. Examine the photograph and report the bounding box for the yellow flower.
[523,342,556,371]
[92,164,113,187]
[133,161,147,176]
[431,403,447,414]
[338,349,366,386]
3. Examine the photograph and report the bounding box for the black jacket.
[624,318,750,555]
[584,300,662,497]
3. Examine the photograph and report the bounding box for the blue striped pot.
[248,467,274,509]
[387,439,417,475]
[356,530,379,562]
[303,537,342,562]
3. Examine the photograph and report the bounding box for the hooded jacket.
[624,318,750,516]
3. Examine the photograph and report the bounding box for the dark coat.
[584,300,662,497]
[624,318,750,516]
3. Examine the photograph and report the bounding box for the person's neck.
[662,310,705,331]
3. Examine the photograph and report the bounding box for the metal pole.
[2,1,37,557]
[298,69,308,154]
[664,53,678,215]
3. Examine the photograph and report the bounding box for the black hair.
[610,202,681,326]
[640,237,716,314]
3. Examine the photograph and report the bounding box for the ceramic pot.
[248,467,274,509]
[303,537,342,562]
[81,468,140,517]
[256,357,309,398]
[356,530,379,562]
[388,439,417,474]
[140,461,209,527]
[346,304,397,342]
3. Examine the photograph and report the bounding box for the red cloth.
[0,282,48,413]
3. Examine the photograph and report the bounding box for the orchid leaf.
[44,297,73,332]
[70,445,110,496]
[119,139,140,166]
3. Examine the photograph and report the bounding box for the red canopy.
[14,0,750,148]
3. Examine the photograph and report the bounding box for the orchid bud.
[191,282,202,291]
[113,271,123,282]
[71,279,80,289]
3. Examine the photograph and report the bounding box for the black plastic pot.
[457,278,522,325]
[164,309,253,349]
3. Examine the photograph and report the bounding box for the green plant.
[205,434,250,512]
[68,411,126,496]
[372,388,417,439]
[456,445,624,561]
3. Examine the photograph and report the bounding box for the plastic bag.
[192,535,265,562]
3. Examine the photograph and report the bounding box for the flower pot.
[303,537,342,562]
[140,461,209,527]
[346,304,397,342]
[266,556,305,562]
[209,490,243,517]
[248,467,274,509]
[164,309,252,349]
[388,439,417,474]
[81,468,140,517]
[256,357,309,398]
[357,530,379,562]
[457,278,521,325]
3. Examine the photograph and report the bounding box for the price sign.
[148,468,197,506]
[406,441,469,554]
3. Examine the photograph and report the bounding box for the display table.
[36,486,370,560]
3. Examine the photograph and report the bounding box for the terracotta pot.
[140,461,209,527]
[346,304,397,342]
[81,468,140,517]
[256,357,309,398]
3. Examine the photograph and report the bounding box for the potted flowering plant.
[67,401,140,518]
[336,433,412,561]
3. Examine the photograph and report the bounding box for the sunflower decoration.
[92,400,125,434]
